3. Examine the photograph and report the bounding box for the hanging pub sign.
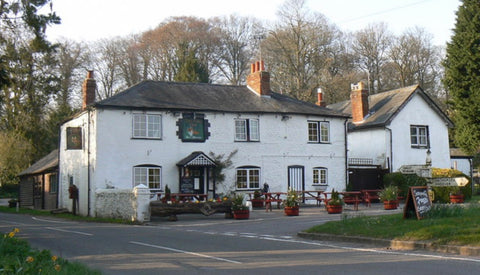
[403,186,432,220]
[66,127,82,149]
[177,113,210,142]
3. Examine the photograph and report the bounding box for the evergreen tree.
[174,43,209,83]
[443,0,480,154]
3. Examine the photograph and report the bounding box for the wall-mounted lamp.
[281,115,290,121]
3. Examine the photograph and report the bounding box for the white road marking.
[129,241,242,264]
[45,227,93,236]
[32,217,74,224]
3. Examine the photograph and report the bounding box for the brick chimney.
[316,88,326,107]
[350,81,369,123]
[246,60,271,96]
[82,70,96,110]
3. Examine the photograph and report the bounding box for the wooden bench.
[302,191,323,206]
[341,191,362,211]
[264,192,285,211]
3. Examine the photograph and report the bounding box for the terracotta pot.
[327,204,343,214]
[233,209,250,219]
[284,206,300,216]
[383,200,398,210]
[449,194,464,204]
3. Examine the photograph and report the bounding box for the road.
[1,205,480,274]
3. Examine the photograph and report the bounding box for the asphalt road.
[1,205,480,274]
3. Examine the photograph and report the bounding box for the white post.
[134,184,151,222]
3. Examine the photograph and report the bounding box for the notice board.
[403,186,432,220]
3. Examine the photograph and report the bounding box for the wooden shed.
[18,149,58,210]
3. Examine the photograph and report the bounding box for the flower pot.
[383,200,398,210]
[284,206,300,216]
[327,204,343,214]
[449,194,464,204]
[233,209,250,219]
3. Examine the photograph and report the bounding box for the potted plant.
[284,188,300,216]
[251,190,264,208]
[379,185,398,210]
[326,189,343,214]
[449,187,464,203]
[231,194,249,219]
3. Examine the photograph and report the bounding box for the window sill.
[131,137,162,140]
[411,145,429,149]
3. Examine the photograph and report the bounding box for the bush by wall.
[431,168,471,203]
[383,172,427,198]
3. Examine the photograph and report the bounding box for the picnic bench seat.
[362,189,381,207]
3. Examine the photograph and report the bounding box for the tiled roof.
[94,80,349,118]
[328,85,453,131]
[18,149,58,176]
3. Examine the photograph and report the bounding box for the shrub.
[383,172,427,198]
[431,168,472,202]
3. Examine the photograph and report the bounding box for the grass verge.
[1,228,101,274]
[305,203,480,246]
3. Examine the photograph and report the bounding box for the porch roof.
[177,151,216,167]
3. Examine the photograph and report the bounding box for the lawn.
[305,203,480,246]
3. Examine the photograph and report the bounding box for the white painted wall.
[389,94,450,171]
[347,93,451,172]
[59,108,348,216]
[450,158,472,176]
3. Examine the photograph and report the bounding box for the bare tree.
[209,15,262,85]
[262,0,344,102]
[352,22,392,93]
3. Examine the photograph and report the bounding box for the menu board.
[180,178,194,194]
[403,186,432,220]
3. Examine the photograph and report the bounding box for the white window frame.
[313,167,328,185]
[133,114,162,139]
[234,118,260,142]
[410,125,429,148]
[133,166,162,190]
[236,167,261,190]
[308,121,330,143]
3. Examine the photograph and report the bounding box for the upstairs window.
[235,118,259,142]
[410,125,429,148]
[236,167,260,190]
[308,121,330,143]
[313,167,328,185]
[133,114,161,139]
[133,165,162,190]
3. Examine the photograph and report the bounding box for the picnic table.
[264,192,285,211]
[361,189,381,207]
[322,191,362,211]
[302,190,324,206]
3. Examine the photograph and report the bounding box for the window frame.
[234,118,260,142]
[49,174,58,193]
[308,121,330,143]
[235,166,261,190]
[410,125,429,148]
[132,113,162,139]
[313,167,328,185]
[133,165,162,190]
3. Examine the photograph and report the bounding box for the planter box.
[284,206,299,216]
[327,204,343,214]
[383,200,398,210]
[449,194,464,204]
[233,209,250,219]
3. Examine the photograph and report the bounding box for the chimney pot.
[247,60,271,96]
[316,88,326,107]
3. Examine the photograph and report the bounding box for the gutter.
[386,127,393,172]
[344,119,349,189]
[87,109,91,216]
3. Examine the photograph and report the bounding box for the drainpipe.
[87,109,91,216]
[386,127,393,172]
[344,119,349,190]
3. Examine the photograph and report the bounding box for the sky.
[44,0,461,46]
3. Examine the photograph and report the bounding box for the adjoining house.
[58,61,350,218]
[450,148,474,178]
[328,82,453,190]
[18,149,59,210]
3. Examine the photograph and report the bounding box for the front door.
[190,167,205,194]
[288,165,305,193]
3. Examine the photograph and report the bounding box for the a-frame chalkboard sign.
[403,186,432,220]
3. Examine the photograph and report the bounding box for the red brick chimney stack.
[316,88,326,107]
[350,81,369,123]
[82,70,96,110]
[247,60,271,96]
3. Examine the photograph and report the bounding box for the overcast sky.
[44,0,461,46]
